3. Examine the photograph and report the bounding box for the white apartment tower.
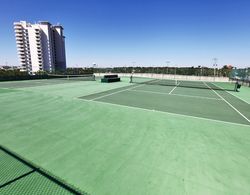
[14,21,66,74]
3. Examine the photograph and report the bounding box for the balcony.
[14,25,22,29]
[15,32,23,36]
[17,44,25,49]
[17,50,25,54]
[19,55,26,59]
[17,45,25,49]
[16,35,23,38]
[14,29,23,34]
[17,40,24,44]
[18,51,25,55]
[15,33,23,37]
[15,35,23,39]
[16,37,23,41]
[16,41,24,45]
[16,40,25,48]
[14,26,22,29]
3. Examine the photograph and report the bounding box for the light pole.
[166,61,170,74]
[174,65,177,79]
[213,58,218,81]
[92,62,97,76]
[132,62,136,75]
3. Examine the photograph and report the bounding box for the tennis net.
[130,76,236,91]
[48,74,95,81]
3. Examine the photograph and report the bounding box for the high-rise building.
[14,21,66,74]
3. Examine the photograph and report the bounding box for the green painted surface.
[216,89,250,121]
[0,88,17,94]
[0,78,250,194]
[19,78,132,99]
[0,150,32,185]
[81,84,250,125]
[0,172,74,195]
[0,148,83,194]
[172,87,219,98]
[229,86,250,104]
[214,82,250,103]
[132,77,236,91]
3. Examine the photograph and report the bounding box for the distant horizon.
[0,63,244,69]
[1,0,250,68]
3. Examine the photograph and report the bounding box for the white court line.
[169,83,179,94]
[203,82,250,124]
[229,91,250,104]
[90,79,162,101]
[90,84,144,101]
[77,97,250,128]
[212,83,250,105]
[0,87,11,90]
[129,89,222,101]
[228,91,250,105]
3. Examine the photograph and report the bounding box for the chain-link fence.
[229,68,250,87]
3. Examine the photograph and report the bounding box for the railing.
[14,25,22,29]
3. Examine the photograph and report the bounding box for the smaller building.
[0,65,21,70]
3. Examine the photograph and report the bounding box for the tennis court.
[80,79,250,126]
[0,75,95,89]
[0,76,250,195]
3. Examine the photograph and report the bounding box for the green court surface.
[228,86,250,104]
[0,145,85,195]
[80,82,250,125]
[0,78,250,194]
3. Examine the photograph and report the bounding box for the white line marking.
[90,84,144,101]
[203,82,250,124]
[77,97,250,127]
[212,83,250,105]
[0,88,11,90]
[169,83,179,94]
[228,91,250,105]
[90,79,162,101]
[129,89,222,101]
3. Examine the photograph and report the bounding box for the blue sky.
[0,0,250,68]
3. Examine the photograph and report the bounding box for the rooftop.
[0,76,250,194]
